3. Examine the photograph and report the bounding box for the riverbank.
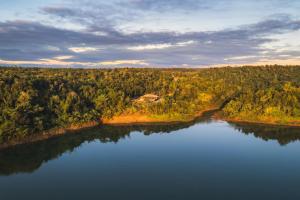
[0,108,217,150]
[213,113,300,127]
[2,108,300,150]
[101,108,218,125]
[223,118,300,127]
[0,121,99,150]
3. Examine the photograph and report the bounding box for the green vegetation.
[0,65,300,144]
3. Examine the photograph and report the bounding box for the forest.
[0,65,300,144]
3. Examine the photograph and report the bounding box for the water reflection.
[0,113,212,176]
[229,122,300,145]
[1,111,300,175]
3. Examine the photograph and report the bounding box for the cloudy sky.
[1,0,300,68]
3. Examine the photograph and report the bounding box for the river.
[1,114,300,200]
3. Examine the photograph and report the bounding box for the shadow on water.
[1,110,300,175]
[0,112,214,176]
[229,122,300,146]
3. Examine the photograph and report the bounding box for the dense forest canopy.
[0,65,300,144]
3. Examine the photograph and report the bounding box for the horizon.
[1,0,300,68]
[2,64,299,70]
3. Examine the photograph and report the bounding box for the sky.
[0,0,300,68]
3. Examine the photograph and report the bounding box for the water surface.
[1,116,300,200]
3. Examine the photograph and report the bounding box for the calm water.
[1,115,300,200]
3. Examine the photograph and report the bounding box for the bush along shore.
[1,65,300,148]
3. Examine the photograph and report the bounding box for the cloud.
[246,16,300,35]
[69,47,98,53]
[54,55,74,60]
[127,40,196,51]
[42,6,78,18]
[0,58,149,68]
[0,9,300,67]
[122,0,210,11]
[41,2,140,33]
[99,60,149,66]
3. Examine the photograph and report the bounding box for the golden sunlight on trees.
[0,65,300,143]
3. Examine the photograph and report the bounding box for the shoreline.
[213,113,300,127]
[223,118,300,127]
[0,108,217,150]
[101,107,219,125]
[1,108,300,150]
[0,121,100,150]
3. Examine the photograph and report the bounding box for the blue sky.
[0,0,300,67]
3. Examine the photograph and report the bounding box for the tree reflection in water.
[0,113,213,176]
[0,111,300,175]
[229,122,300,146]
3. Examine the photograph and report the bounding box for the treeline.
[0,65,300,143]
